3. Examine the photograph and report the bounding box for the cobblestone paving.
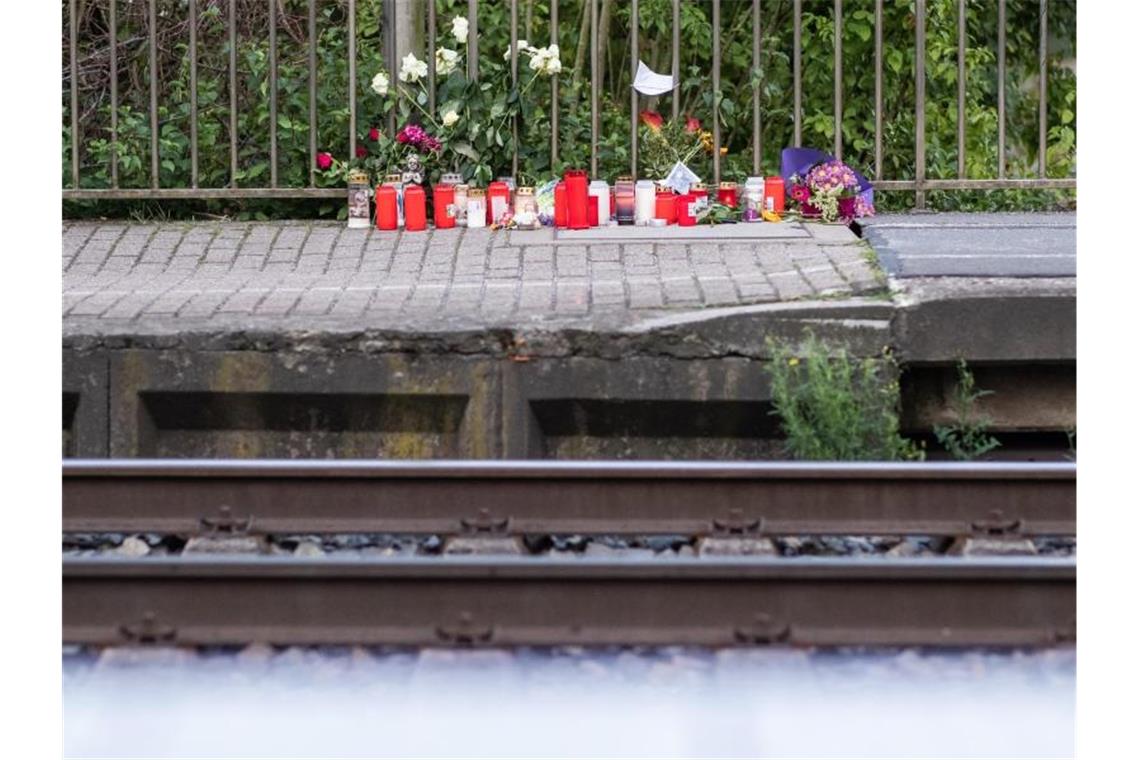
[62,221,884,330]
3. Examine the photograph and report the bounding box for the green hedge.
[63,0,1075,219]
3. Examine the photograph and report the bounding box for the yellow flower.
[788,358,800,366]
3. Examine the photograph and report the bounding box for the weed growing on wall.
[933,359,1002,461]
[766,333,922,461]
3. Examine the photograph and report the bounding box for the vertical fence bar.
[148,0,159,188]
[590,0,599,176]
[551,0,559,167]
[269,0,278,187]
[793,0,802,147]
[468,0,479,81]
[427,0,436,116]
[752,0,761,174]
[309,0,317,186]
[712,0,721,185]
[874,0,882,179]
[672,0,680,121]
[110,0,118,188]
[997,0,1006,179]
[189,0,199,188]
[385,0,395,135]
[349,0,357,163]
[630,0,639,175]
[915,0,926,209]
[228,0,238,186]
[833,0,843,159]
[957,0,965,178]
[511,0,519,177]
[1039,0,1048,178]
[69,0,79,188]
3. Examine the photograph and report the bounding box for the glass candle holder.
[346,169,371,229]
[466,187,487,229]
[614,176,636,225]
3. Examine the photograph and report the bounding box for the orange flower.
[639,110,664,131]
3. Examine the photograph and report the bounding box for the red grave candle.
[554,182,568,228]
[487,181,511,225]
[433,184,456,229]
[564,169,589,229]
[654,191,676,224]
[717,181,739,208]
[375,184,398,231]
[587,194,599,227]
[404,184,427,231]
[676,193,698,226]
[764,176,786,213]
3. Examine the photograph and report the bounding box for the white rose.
[442,110,459,127]
[370,71,389,96]
[451,16,468,44]
[435,47,460,76]
[504,39,532,60]
[398,52,428,83]
[527,46,562,76]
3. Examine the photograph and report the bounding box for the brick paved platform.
[62,221,883,334]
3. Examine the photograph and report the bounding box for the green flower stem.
[396,81,442,131]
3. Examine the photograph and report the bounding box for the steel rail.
[63,460,1075,538]
[62,555,1076,648]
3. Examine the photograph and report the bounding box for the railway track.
[63,460,1075,539]
[62,460,1076,649]
[63,555,1075,648]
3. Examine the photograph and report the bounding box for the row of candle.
[554,173,786,228]
[347,170,788,232]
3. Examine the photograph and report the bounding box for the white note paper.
[632,60,675,96]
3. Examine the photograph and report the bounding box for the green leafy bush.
[766,333,923,461]
[63,0,1075,218]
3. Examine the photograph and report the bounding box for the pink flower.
[791,184,811,203]
[807,160,859,193]
[316,152,333,170]
[838,197,856,219]
[685,115,701,133]
[368,127,380,142]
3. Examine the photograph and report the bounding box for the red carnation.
[369,127,380,142]
[685,115,701,133]
[639,110,663,131]
[355,144,368,158]
[316,152,333,170]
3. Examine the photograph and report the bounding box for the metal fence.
[64,0,1076,208]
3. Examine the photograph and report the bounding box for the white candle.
[466,189,487,229]
[589,180,611,224]
[635,180,656,226]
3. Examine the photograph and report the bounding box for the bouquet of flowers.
[781,148,875,223]
[638,112,720,184]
